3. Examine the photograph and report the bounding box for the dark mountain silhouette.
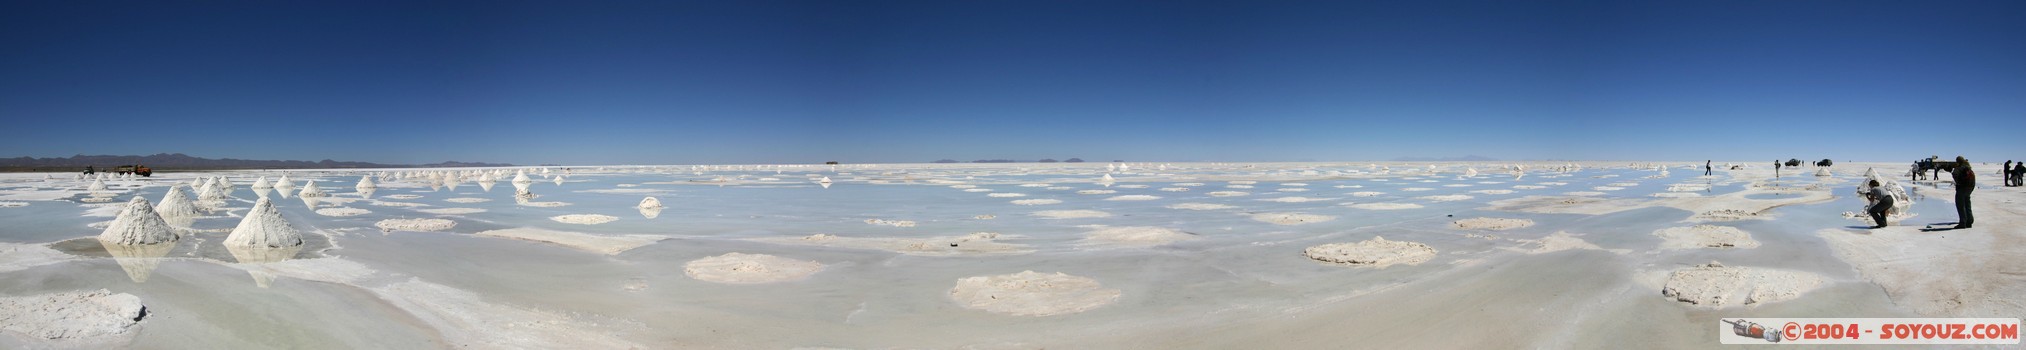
[0,153,512,171]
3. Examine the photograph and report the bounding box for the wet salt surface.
[0,166,1926,348]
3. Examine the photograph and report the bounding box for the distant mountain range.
[0,153,512,171]
[1391,155,1500,162]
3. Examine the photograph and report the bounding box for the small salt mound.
[1452,217,1534,231]
[297,181,326,197]
[446,197,491,203]
[1527,231,1611,254]
[251,176,271,189]
[0,202,26,208]
[1077,190,1117,195]
[1401,187,1433,192]
[375,218,457,232]
[1592,186,1624,191]
[417,208,486,215]
[225,197,304,248]
[1814,168,1832,177]
[356,175,376,189]
[683,253,824,284]
[949,271,1121,316]
[637,196,663,209]
[1661,261,1823,307]
[1207,191,1249,197]
[1349,191,1385,197]
[864,219,916,227]
[988,193,1026,197]
[962,188,993,193]
[1116,184,1149,189]
[1032,210,1112,219]
[552,214,619,225]
[1167,203,1234,210]
[87,179,109,192]
[0,289,148,341]
[1251,212,1335,225]
[1260,196,1332,203]
[1345,202,1422,210]
[1417,194,1474,202]
[1011,199,1062,205]
[1104,195,1161,201]
[97,197,178,245]
[1158,187,1190,192]
[1082,226,1196,246]
[315,207,372,217]
[1653,225,1760,249]
[1303,236,1437,268]
[1471,189,1514,195]
[154,185,201,219]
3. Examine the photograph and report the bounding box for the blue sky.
[3,1,2023,165]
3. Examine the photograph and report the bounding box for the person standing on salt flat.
[1950,156,1975,229]
[224,197,303,248]
[98,197,178,245]
[2011,161,2024,187]
[1705,160,1712,176]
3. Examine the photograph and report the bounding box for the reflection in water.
[300,195,322,210]
[355,187,376,200]
[478,180,496,192]
[639,206,662,219]
[226,244,304,288]
[98,240,173,283]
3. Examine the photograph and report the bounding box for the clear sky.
[3,0,2023,165]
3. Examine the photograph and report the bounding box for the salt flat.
[0,161,2019,348]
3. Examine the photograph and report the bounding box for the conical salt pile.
[553,175,565,185]
[155,185,201,220]
[1099,173,1115,182]
[87,178,110,192]
[224,197,304,248]
[638,196,664,209]
[356,175,376,190]
[298,181,326,197]
[251,176,272,189]
[513,171,533,184]
[98,197,179,245]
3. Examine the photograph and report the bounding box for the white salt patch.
[1207,191,1249,197]
[757,232,1030,256]
[1513,185,1546,189]
[1116,184,1149,189]
[1563,191,1606,196]
[962,188,993,192]
[445,197,490,203]
[1081,226,1196,246]
[383,194,423,200]
[1032,210,1112,219]
[371,201,428,207]
[1227,185,1255,189]
[1276,188,1310,192]
[1158,187,1190,192]
[0,289,147,342]
[863,219,917,227]
[1251,212,1335,225]
[1661,262,1823,307]
[1653,225,1760,249]
[949,271,1121,316]
[1260,196,1332,203]
[1349,191,1385,197]
[1167,203,1235,210]
[1592,186,1625,191]
[1104,195,1161,201]
[988,193,1027,197]
[1076,190,1117,195]
[375,218,457,232]
[1345,202,1423,210]
[417,208,486,215]
[0,201,26,208]
[1402,187,1433,192]
[315,208,372,217]
[1417,194,1474,202]
[518,201,571,207]
[1470,189,1514,195]
[683,253,824,284]
[1303,236,1437,268]
[551,214,619,225]
[1011,199,1062,205]
[1452,217,1534,231]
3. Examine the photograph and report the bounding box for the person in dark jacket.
[2012,161,2024,187]
[1865,180,1893,229]
[2007,160,2018,187]
[1705,160,1713,176]
[1952,156,1974,229]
